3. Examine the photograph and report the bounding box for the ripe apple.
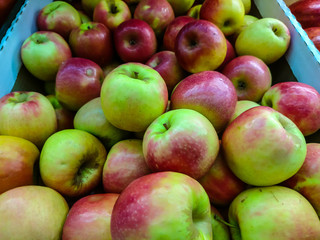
[228,186,320,239]
[55,57,104,111]
[235,17,291,64]
[37,1,82,39]
[102,139,151,193]
[289,0,320,28]
[222,106,307,186]
[304,27,320,51]
[216,38,236,71]
[0,185,69,240]
[20,31,72,82]
[200,0,245,36]
[230,14,259,43]
[222,55,272,102]
[211,206,231,240]
[113,19,157,63]
[39,129,107,198]
[166,0,195,16]
[100,62,168,132]
[111,171,213,240]
[170,71,237,133]
[69,21,114,67]
[62,193,119,240]
[0,91,57,148]
[261,81,320,136]
[81,0,101,16]
[175,19,227,73]
[187,4,202,19]
[143,108,220,179]
[228,99,260,124]
[241,0,251,14]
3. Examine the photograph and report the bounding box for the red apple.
[217,38,236,71]
[289,0,320,28]
[305,27,320,51]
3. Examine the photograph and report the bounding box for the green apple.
[166,0,195,16]
[240,0,251,14]
[187,4,202,19]
[228,100,260,124]
[230,14,259,42]
[211,206,230,240]
[81,0,101,16]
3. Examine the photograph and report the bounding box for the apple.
[230,14,259,43]
[113,18,157,63]
[289,0,320,29]
[111,171,213,240]
[0,91,57,148]
[304,27,320,51]
[170,71,237,133]
[241,0,251,14]
[175,19,227,73]
[39,129,107,198]
[55,57,104,111]
[228,186,320,239]
[81,0,101,16]
[73,97,132,150]
[100,62,168,132]
[145,50,187,94]
[216,38,236,71]
[0,185,69,240]
[143,108,220,179]
[102,60,122,77]
[187,4,202,19]
[222,106,307,186]
[37,1,82,39]
[162,15,195,51]
[102,139,151,193]
[261,81,320,136]
[200,0,245,36]
[93,0,131,31]
[211,206,231,240]
[228,99,260,124]
[222,55,272,102]
[235,17,291,65]
[166,0,195,16]
[20,31,72,82]
[134,0,175,37]
[0,0,17,26]
[62,193,119,240]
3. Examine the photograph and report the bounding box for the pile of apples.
[1,0,320,239]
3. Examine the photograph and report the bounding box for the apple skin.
[100,62,168,132]
[0,91,57,148]
[21,31,72,82]
[230,14,259,43]
[211,206,230,240]
[222,55,272,102]
[145,50,187,94]
[143,109,220,179]
[200,0,245,36]
[170,71,237,133]
[39,129,107,198]
[304,27,320,51]
[187,4,202,19]
[62,193,119,240]
[0,185,69,240]
[93,0,131,31]
[166,0,196,16]
[216,38,236,71]
[289,0,320,29]
[222,106,307,186]
[228,99,260,124]
[55,57,104,112]
[228,186,320,240]
[111,171,212,240]
[69,21,114,67]
[261,81,320,136]
[0,136,39,194]
[175,19,227,73]
[240,0,251,14]
[81,0,101,16]
[102,139,151,193]
[235,17,291,65]
[113,19,157,63]
[37,1,82,39]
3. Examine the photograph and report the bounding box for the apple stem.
[109,0,118,14]
[213,214,237,228]
[163,123,169,130]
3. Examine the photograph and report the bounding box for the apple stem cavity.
[32,34,48,44]
[213,214,237,228]
[9,92,29,103]
[163,123,169,130]
[237,80,247,90]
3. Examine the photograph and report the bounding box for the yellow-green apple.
[175,19,227,73]
[289,0,320,28]
[37,1,81,39]
[162,15,195,51]
[93,0,131,31]
[81,0,101,16]
[39,129,107,198]
[222,106,307,186]
[228,186,320,239]
[211,206,230,240]
[235,18,291,64]
[113,19,157,63]
[305,27,320,51]
[74,97,132,150]
[200,0,245,36]
[228,99,260,124]
[170,71,237,133]
[100,62,168,132]
[0,135,39,194]
[111,171,212,240]
[222,55,272,102]
[229,14,258,43]
[261,82,320,136]
[283,143,320,216]
[216,38,236,71]
[145,50,187,94]
[69,21,114,67]
[0,91,57,148]
[240,0,251,14]
[187,4,202,19]
[143,109,219,179]
[62,193,119,240]
[134,0,175,37]
[166,0,195,16]
[55,57,104,111]
[0,185,69,240]
[102,139,151,193]
[198,149,246,206]
[20,31,72,82]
